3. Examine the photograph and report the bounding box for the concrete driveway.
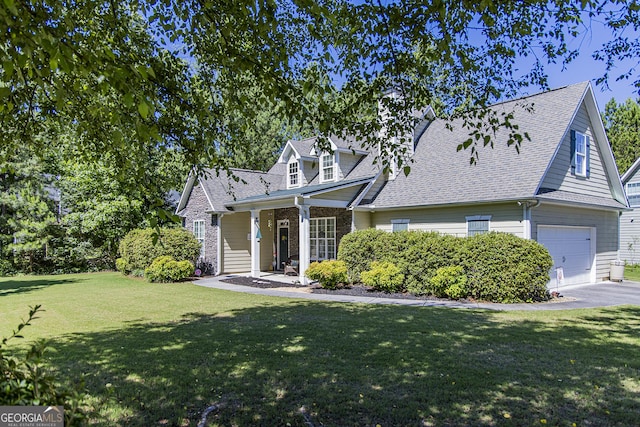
[481,280,640,311]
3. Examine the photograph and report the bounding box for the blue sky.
[534,17,639,110]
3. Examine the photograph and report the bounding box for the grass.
[1,272,639,426]
[624,263,640,281]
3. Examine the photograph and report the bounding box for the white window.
[574,131,587,177]
[310,217,336,260]
[466,215,491,237]
[321,154,335,182]
[571,130,589,178]
[628,182,640,207]
[288,160,299,187]
[391,218,409,232]
[194,220,205,257]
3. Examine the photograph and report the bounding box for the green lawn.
[1,272,639,426]
[625,264,640,282]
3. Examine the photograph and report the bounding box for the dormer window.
[288,160,299,188]
[321,153,335,182]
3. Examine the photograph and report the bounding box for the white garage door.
[537,226,594,287]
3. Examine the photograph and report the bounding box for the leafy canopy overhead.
[2,0,639,180]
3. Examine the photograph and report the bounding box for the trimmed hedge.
[360,261,405,293]
[338,230,552,303]
[305,260,348,289]
[459,233,552,303]
[144,256,194,283]
[116,227,201,275]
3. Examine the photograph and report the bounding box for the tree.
[2,1,640,191]
[0,147,58,273]
[603,97,640,175]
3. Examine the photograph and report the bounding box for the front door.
[278,221,289,270]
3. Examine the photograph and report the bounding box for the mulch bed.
[220,275,446,301]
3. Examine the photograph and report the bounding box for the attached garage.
[537,225,596,288]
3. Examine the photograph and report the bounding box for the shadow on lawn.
[0,277,80,297]
[47,303,640,426]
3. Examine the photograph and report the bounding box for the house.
[176,81,628,287]
[619,158,640,264]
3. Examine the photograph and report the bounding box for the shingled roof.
[361,81,622,209]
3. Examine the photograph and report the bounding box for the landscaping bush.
[429,265,468,299]
[398,232,460,295]
[338,229,552,303]
[305,260,348,289]
[117,227,201,274]
[360,261,405,293]
[459,232,552,303]
[337,229,392,282]
[1,305,85,425]
[144,256,194,283]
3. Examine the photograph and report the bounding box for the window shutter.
[585,135,591,177]
[570,130,576,175]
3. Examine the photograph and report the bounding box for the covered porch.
[220,178,371,284]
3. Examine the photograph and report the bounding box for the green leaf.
[138,100,149,119]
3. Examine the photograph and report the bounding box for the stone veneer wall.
[273,206,352,260]
[177,183,217,274]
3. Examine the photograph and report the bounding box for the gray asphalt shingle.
[365,82,591,208]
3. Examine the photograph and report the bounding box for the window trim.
[320,153,336,183]
[466,215,491,237]
[391,218,410,232]
[570,130,590,178]
[288,159,300,188]
[309,216,336,261]
[193,219,205,258]
[627,182,640,207]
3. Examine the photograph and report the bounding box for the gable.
[538,102,612,198]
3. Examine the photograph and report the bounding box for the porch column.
[250,209,261,277]
[298,205,310,285]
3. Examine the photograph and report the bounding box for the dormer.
[277,139,318,189]
[287,157,300,188]
[319,152,337,183]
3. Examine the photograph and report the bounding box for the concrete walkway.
[194,275,640,311]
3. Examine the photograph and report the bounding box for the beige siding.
[338,152,361,179]
[620,209,640,264]
[532,204,619,281]
[260,210,276,270]
[313,186,362,202]
[620,167,640,263]
[353,210,371,230]
[540,102,614,198]
[370,203,524,237]
[221,212,251,273]
[302,158,318,185]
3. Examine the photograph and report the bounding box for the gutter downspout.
[520,200,541,240]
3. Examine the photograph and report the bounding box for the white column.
[250,210,261,277]
[298,205,310,285]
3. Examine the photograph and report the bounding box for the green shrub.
[144,256,194,283]
[338,229,552,303]
[429,265,468,299]
[459,233,552,303]
[305,260,348,289]
[1,305,85,425]
[337,229,391,282]
[399,232,460,295]
[115,257,127,273]
[360,261,405,293]
[118,227,201,274]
